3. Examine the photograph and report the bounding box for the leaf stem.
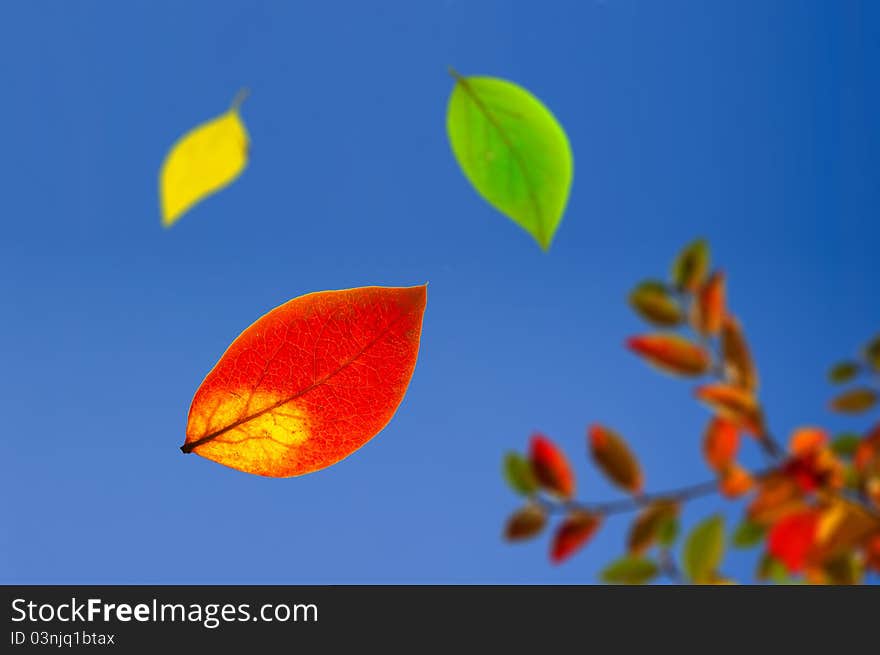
[231,87,251,112]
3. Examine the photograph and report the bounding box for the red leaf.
[530,434,575,499]
[551,512,602,564]
[768,510,820,573]
[181,285,427,477]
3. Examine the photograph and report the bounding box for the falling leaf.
[828,361,860,384]
[719,464,753,499]
[702,418,739,472]
[768,510,819,574]
[588,424,643,493]
[691,271,726,337]
[159,90,250,227]
[695,384,763,436]
[721,315,758,391]
[600,556,659,585]
[504,504,547,541]
[682,515,725,583]
[628,281,683,327]
[731,519,766,549]
[503,452,539,495]
[446,69,573,250]
[829,387,878,414]
[181,285,427,477]
[551,511,602,564]
[627,501,679,555]
[627,334,711,377]
[671,239,710,292]
[530,434,575,499]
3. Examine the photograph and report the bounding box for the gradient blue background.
[1,0,878,583]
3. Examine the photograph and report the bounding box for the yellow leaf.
[159,90,250,227]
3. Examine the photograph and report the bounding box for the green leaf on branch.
[683,514,725,583]
[503,451,539,495]
[629,281,683,327]
[446,70,573,251]
[671,239,710,292]
[731,519,766,549]
[831,433,862,458]
[600,556,659,585]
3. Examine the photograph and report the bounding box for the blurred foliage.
[501,241,880,584]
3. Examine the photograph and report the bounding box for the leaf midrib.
[453,75,547,247]
[181,309,412,453]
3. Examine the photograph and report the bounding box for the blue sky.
[1,0,878,583]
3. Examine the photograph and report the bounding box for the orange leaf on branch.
[588,424,643,494]
[627,334,711,377]
[504,505,547,541]
[695,384,764,436]
[627,501,679,555]
[702,418,739,472]
[719,464,753,499]
[721,315,758,391]
[783,427,844,492]
[530,434,575,499]
[551,511,602,564]
[748,473,805,526]
[691,271,726,337]
[181,285,427,477]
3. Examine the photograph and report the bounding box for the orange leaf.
[748,473,805,525]
[788,427,828,457]
[854,425,880,475]
[721,315,758,391]
[865,534,880,573]
[589,425,643,493]
[504,505,547,541]
[768,510,820,574]
[691,271,726,337]
[695,384,763,436]
[627,334,711,377]
[719,464,753,498]
[830,387,878,414]
[530,434,575,499]
[181,285,427,477]
[551,511,602,564]
[702,418,739,472]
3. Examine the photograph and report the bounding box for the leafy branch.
[501,239,880,584]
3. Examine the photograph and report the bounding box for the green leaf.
[756,553,802,584]
[656,516,680,548]
[831,433,862,458]
[671,239,710,291]
[600,556,659,585]
[629,280,683,327]
[503,452,538,495]
[731,519,765,549]
[828,361,860,384]
[682,514,725,583]
[446,70,573,251]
